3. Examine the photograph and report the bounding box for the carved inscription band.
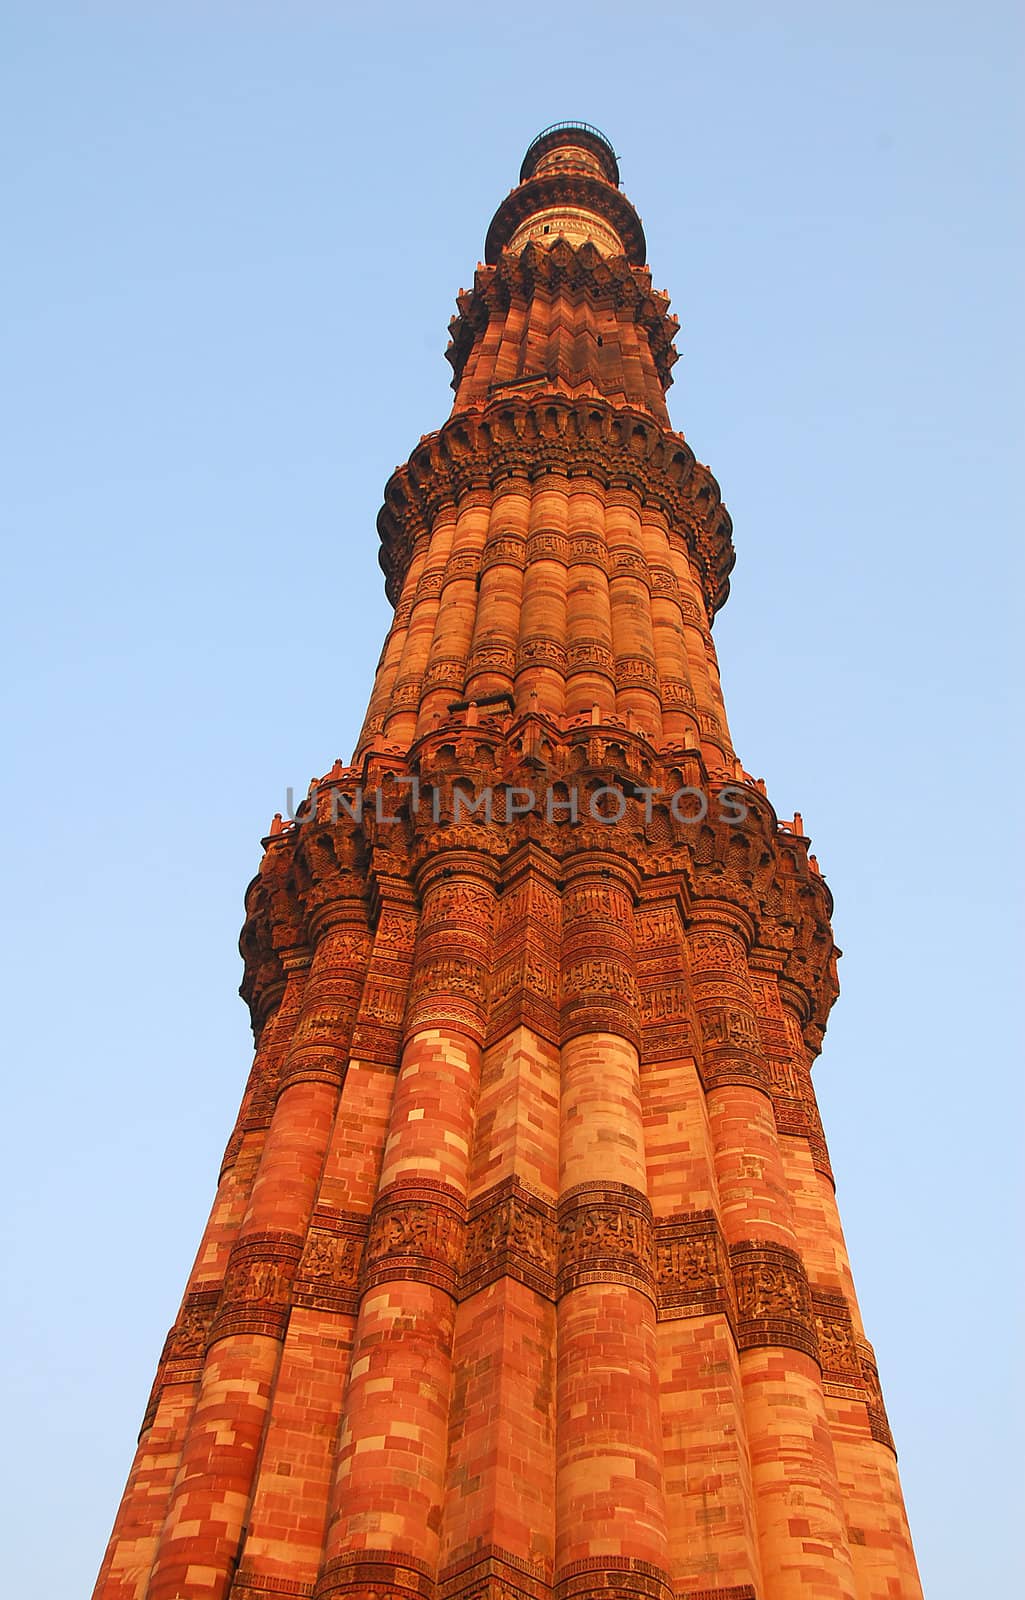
[557,1183,656,1299]
[210,1231,304,1341]
[152,1204,894,1453]
[315,1551,434,1600]
[364,1180,466,1295]
[729,1239,817,1361]
[554,1556,673,1600]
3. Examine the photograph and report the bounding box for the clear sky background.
[2,3,1022,1594]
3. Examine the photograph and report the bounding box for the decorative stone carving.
[378,396,733,621]
[463,1180,558,1301]
[858,1337,897,1453]
[526,531,571,565]
[729,1241,817,1361]
[517,637,569,670]
[566,638,616,674]
[655,1211,733,1323]
[292,1212,369,1316]
[568,533,609,570]
[315,1551,435,1600]
[554,1557,673,1600]
[813,1289,862,1385]
[481,535,527,571]
[614,655,660,690]
[232,1570,316,1599]
[557,1184,655,1298]
[210,1232,304,1341]
[469,644,518,676]
[660,677,696,708]
[364,1183,466,1295]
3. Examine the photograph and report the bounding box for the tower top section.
[519,121,621,185]
[485,122,646,264]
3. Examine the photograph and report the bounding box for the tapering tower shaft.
[95,123,922,1600]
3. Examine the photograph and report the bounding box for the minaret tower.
[95,123,923,1600]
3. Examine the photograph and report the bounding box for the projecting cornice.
[485,170,646,265]
[377,395,735,620]
[241,736,839,1059]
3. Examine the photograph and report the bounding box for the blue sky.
[1,4,1022,1595]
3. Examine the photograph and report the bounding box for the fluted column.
[464,488,527,705]
[516,480,569,717]
[438,844,562,1597]
[356,562,422,757]
[92,970,306,1600]
[555,853,672,1600]
[147,904,370,1600]
[231,879,420,1594]
[688,906,857,1600]
[316,851,497,1600]
[565,484,616,719]
[666,550,733,767]
[639,512,696,744]
[633,890,764,1597]
[605,491,662,739]
[383,509,456,748]
[417,494,491,732]
[770,983,924,1600]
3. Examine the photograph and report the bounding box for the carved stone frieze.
[655,1211,733,1324]
[553,1557,673,1600]
[566,638,616,675]
[729,1240,817,1361]
[440,1544,551,1600]
[140,1284,222,1430]
[660,677,696,709]
[857,1337,896,1453]
[378,396,733,621]
[560,955,641,1044]
[231,1571,315,1598]
[389,677,422,709]
[488,944,561,1043]
[812,1288,862,1389]
[698,1001,762,1051]
[364,1182,466,1295]
[557,1184,656,1298]
[517,636,569,671]
[469,644,518,676]
[689,928,747,973]
[424,656,468,691]
[444,550,482,584]
[210,1232,304,1342]
[167,1287,220,1366]
[637,978,691,1051]
[609,547,651,582]
[314,1551,435,1600]
[525,530,571,565]
[414,568,446,600]
[568,533,609,570]
[614,655,660,691]
[481,534,527,571]
[292,1211,369,1316]
[463,1179,558,1301]
[648,564,680,596]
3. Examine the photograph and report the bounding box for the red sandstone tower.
[95,124,923,1600]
